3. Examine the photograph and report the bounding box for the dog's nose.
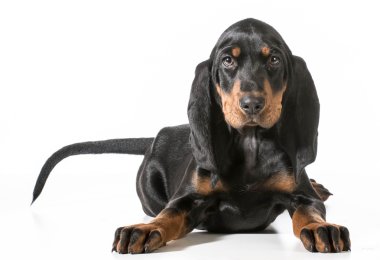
[239,96,265,115]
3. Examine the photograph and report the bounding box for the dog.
[32,18,350,253]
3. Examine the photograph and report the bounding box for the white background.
[1,0,380,259]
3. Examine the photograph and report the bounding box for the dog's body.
[137,124,302,232]
[32,18,350,253]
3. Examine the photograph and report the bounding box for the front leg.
[291,200,351,253]
[113,193,213,254]
[113,208,187,254]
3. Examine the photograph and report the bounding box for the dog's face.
[189,18,319,181]
[211,21,291,130]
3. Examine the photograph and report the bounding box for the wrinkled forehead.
[214,19,287,53]
[216,31,264,55]
[214,29,285,61]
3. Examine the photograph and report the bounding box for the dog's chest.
[200,133,294,232]
[233,129,291,184]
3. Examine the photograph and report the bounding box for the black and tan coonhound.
[32,18,350,253]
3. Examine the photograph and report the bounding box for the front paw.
[112,223,166,254]
[300,223,351,253]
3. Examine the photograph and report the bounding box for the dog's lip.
[245,119,259,127]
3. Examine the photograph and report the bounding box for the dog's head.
[188,18,319,180]
[210,20,291,129]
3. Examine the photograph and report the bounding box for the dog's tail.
[31,138,154,204]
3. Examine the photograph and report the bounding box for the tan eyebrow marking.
[261,46,270,57]
[231,47,241,58]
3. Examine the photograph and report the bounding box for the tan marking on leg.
[192,171,226,195]
[115,209,190,253]
[292,206,351,253]
[262,171,296,193]
[292,206,325,238]
[153,209,188,240]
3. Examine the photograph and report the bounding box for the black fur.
[33,18,350,254]
[32,138,153,203]
[188,19,319,182]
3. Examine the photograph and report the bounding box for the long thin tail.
[31,138,154,204]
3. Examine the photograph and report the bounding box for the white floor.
[1,155,379,260]
[2,1,380,259]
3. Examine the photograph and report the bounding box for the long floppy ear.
[187,60,229,175]
[276,56,320,181]
[187,60,217,173]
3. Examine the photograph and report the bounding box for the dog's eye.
[269,55,281,66]
[222,56,235,68]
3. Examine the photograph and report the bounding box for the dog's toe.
[300,223,350,253]
[112,224,165,254]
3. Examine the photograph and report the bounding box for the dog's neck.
[238,127,259,171]
[215,124,286,183]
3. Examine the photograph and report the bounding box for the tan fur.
[115,209,189,253]
[192,171,226,195]
[153,210,188,240]
[261,46,270,57]
[258,80,286,128]
[293,210,347,252]
[232,47,241,58]
[292,206,325,238]
[262,171,296,193]
[216,80,286,129]
[216,81,249,129]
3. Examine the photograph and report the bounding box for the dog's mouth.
[243,117,260,127]
[245,120,258,127]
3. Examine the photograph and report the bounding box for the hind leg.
[310,179,333,202]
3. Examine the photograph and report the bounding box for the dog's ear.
[187,60,217,173]
[276,56,320,181]
[187,60,229,174]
